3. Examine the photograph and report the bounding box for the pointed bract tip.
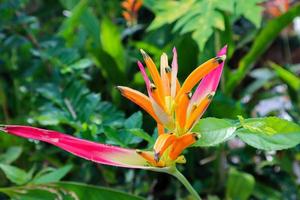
[140,49,148,58]
[172,47,177,54]
[215,55,226,64]
[218,45,227,56]
[116,86,124,93]
[137,60,143,67]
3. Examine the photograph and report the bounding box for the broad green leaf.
[270,62,300,91]
[125,111,143,129]
[234,0,264,27]
[0,182,143,200]
[100,18,125,72]
[31,165,73,184]
[226,168,255,200]
[226,4,300,93]
[146,0,263,50]
[236,117,300,150]
[192,118,237,147]
[0,146,22,164]
[146,0,195,31]
[0,164,31,185]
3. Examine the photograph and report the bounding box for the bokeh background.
[0,0,300,199]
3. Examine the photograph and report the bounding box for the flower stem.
[167,167,201,200]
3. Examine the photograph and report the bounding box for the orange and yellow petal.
[117,86,160,123]
[169,133,198,160]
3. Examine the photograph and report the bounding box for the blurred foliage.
[0,0,300,199]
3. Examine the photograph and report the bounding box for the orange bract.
[121,0,143,26]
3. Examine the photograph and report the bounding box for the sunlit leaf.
[236,117,300,150]
[192,118,237,146]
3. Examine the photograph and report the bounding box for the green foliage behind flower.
[0,0,300,199]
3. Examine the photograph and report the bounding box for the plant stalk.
[167,167,201,200]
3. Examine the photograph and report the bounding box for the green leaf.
[100,18,125,72]
[0,182,143,200]
[31,165,73,184]
[125,111,143,129]
[146,0,195,31]
[236,117,300,150]
[192,118,237,147]
[104,126,126,147]
[58,0,89,40]
[226,4,300,93]
[226,168,255,200]
[146,0,263,50]
[234,0,264,27]
[270,62,300,91]
[62,58,94,74]
[0,146,22,164]
[127,128,154,145]
[0,164,32,185]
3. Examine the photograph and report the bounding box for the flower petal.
[1,125,153,169]
[171,47,179,98]
[137,61,171,125]
[160,53,170,96]
[140,49,165,101]
[175,55,226,102]
[187,45,227,116]
[137,61,165,110]
[117,86,161,123]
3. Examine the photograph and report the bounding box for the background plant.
[0,0,300,199]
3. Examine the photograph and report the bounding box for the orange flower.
[263,0,289,17]
[121,0,143,26]
[117,46,227,166]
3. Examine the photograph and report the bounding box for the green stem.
[167,167,201,200]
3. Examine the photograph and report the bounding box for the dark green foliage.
[1,0,300,199]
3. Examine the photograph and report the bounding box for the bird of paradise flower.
[0,46,227,200]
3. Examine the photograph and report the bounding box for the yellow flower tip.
[140,49,149,59]
[215,55,226,64]
[116,86,124,93]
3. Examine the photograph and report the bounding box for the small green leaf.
[236,117,300,150]
[104,126,126,147]
[125,111,143,129]
[62,58,93,73]
[127,128,154,145]
[0,164,31,185]
[0,146,22,164]
[31,165,73,184]
[226,168,255,200]
[192,118,237,147]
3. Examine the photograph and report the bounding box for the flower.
[0,46,226,170]
[122,0,143,26]
[263,0,289,17]
[117,46,227,167]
